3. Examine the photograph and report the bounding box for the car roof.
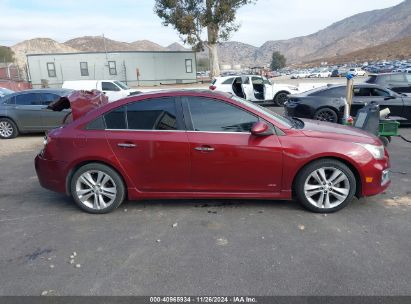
[6,88,73,97]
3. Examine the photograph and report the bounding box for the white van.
[62,80,140,102]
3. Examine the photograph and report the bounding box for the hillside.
[11,38,77,67]
[7,0,411,68]
[305,35,411,66]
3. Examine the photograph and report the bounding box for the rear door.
[263,77,274,100]
[240,77,254,101]
[104,97,191,192]
[182,96,283,193]
[13,93,45,131]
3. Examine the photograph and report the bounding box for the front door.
[182,96,283,193]
[40,93,69,128]
[240,77,254,101]
[104,97,190,192]
[352,87,404,117]
[13,93,46,131]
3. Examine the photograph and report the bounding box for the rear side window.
[102,82,120,91]
[103,98,179,130]
[126,98,178,130]
[222,78,234,84]
[186,97,258,132]
[104,107,126,129]
[311,87,346,97]
[389,74,405,83]
[15,93,42,105]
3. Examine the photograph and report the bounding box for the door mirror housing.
[251,122,274,136]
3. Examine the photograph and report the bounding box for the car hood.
[47,90,108,120]
[300,119,380,144]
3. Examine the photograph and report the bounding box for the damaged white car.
[209,75,299,106]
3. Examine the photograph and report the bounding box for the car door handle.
[117,143,136,148]
[194,146,215,152]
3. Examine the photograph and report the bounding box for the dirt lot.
[0,114,410,296]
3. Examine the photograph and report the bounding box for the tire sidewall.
[314,108,338,123]
[274,92,289,107]
[295,159,356,213]
[70,163,125,214]
[0,118,18,139]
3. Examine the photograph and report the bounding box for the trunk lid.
[47,90,108,120]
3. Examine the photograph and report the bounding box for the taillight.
[209,85,216,90]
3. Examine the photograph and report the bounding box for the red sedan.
[35,90,390,214]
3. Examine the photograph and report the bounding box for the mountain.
[166,42,189,51]
[11,38,77,67]
[248,0,411,65]
[129,40,166,51]
[7,0,411,69]
[305,35,411,66]
[64,36,134,52]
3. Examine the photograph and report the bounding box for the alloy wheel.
[0,121,13,138]
[303,167,350,209]
[75,170,118,210]
[315,109,337,122]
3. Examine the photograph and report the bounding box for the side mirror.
[251,121,274,136]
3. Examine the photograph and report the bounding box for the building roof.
[26,50,196,57]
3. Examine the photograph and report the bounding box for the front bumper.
[35,154,69,194]
[360,157,391,197]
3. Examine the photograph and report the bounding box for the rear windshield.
[365,75,377,83]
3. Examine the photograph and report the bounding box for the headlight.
[357,143,384,160]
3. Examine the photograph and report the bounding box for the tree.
[154,0,256,78]
[0,46,15,63]
[270,51,286,71]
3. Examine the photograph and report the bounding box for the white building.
[26,51,197,88]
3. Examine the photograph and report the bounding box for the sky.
[0,0,405,47]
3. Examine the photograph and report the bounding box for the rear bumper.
[35,154,68,194]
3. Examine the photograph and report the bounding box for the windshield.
[0,88,14,98]
[114,81,130,90]
[231,96,293,128]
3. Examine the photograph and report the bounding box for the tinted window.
[126,98,178,130]
[222,78,234,84]
[186,97,258,132]
[371,88,390,97]
[389,74,405,82]
[354,87,372,97]
[1,96,14,105]
[104,107,126,129]
[102,82,120,91]
[42,93,60,105]
[15,93,42,105]
[311,87,346,97]
[365,75,377,84]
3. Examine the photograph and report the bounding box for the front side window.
[80,62,89,76]
[108,61,117,75]
[186,97,258,132]
[102,82,120,91]
[47,62,56,77]
[42,93,60,105]
[371,88,390,97]
[185,59,193,73]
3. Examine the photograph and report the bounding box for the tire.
[274,91,289,107]
[314,108,338,123]
[295,159,356,213]
[0,118,18,139]
[70,163,125,214]
[379,136,390,146]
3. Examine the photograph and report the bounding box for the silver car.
[0,89,72,139]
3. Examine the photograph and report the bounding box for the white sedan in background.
[210,75,299,106]
[309,70,332,78]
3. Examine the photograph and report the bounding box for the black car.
[365,72,411,94]
[285,84,411,124]
[0,89,73,139]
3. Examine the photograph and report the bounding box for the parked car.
[35,90,390,214]
[365,73,411,94]
[349,68,367,76]
[0,87,14,98]
[0,89,108,139]
[331,69,348,77]
[62,80,140,102]
[285,84,411,124]
[210,75,299,106]
[291,71,310,79]
[308,70,331,78]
